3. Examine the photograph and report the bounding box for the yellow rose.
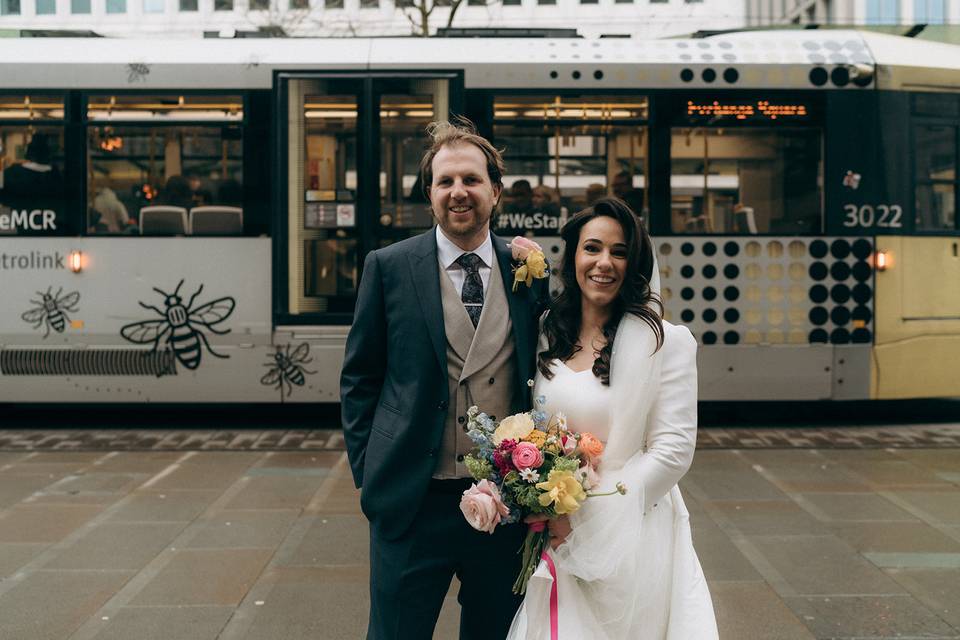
[493,412,535,445]
[526,250,547,279]
[523,430,547,447]
[536,469,587,515]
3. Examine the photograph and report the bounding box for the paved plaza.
[0,427,958,639]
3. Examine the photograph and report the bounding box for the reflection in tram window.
[670,128,822,235]
[0,126,66,235]
[493,95,648,235]
[87,125,243,235]
[914,124,957,231]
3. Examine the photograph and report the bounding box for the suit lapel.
[493,234,533,386]
[408,231,447,376]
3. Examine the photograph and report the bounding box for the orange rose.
[578,432,604,465]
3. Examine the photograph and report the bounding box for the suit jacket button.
[457,416,465,424]
[488,377,495,384]
[427,449,436,457]
[437,401,447,411]
[457,454,464,462]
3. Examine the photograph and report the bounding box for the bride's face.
[574,216,628,311]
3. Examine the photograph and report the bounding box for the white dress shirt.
[435,226,493,297]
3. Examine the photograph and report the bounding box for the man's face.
[428,143,501,249]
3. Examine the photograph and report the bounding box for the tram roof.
[0,29,958,92]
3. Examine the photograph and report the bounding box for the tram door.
[280,73,459,318]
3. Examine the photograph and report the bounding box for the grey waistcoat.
[434,262,519,478]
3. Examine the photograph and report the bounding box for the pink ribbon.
[528,522,559,640]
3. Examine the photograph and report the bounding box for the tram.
[0,30,958,403]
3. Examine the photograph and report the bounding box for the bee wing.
[58,291,81,309]
[290,343,311,361]
[189,297,236,327]
[120,319,168,344]
[21,307,46,322]
[261,369,283,385]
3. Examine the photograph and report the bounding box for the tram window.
[86,94,242,122]
[670,128,822,235]
[915,124,957,231]
[87,125,243,235]
[0,127,66,236]
[493,95,649,235]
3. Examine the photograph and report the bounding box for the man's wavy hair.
[418,116,506,199]
[538,197,664,386]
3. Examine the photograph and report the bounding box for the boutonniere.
[509,236,548,292]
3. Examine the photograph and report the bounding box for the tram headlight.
[874,250,890,272]
[68,250,83,273]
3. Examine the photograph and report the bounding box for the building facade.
[0,0,746,38]
[746,0,960,27]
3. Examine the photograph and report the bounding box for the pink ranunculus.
[562,434,577,454]
[511,441,544,470]
[460,480,510,534]
[510,236,543,262]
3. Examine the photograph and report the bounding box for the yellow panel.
[874,336,960,399]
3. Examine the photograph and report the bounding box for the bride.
[508,197,718,640]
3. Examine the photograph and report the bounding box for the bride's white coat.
[509,263,719,639]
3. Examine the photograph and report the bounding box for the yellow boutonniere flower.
[536,469,587,515]
[510,236,548,292]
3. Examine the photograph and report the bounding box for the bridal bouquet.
[458,396,625,594]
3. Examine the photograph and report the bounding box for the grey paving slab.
[0,474,58,508]
[12,452,106,464]
[889,491,960,524]
[796,492,919,522]
[892,449,960,473]
[749,535,907,596]
[710,582,815,640]
[279,514,369,567]
[708,500,831,536]
[223,475,326,510]
[683,465,788,501]
[254,451,343,469]
[743,451,874,492]
[105,490,221,522]
[42,522,186,571]
[0,504,104,543]
[830,521,960,554]
[91,451,184,473]
[47,472,147,495]
[0,543,48,578]
[234,565,370,640]
[841,460,955,488]
[0,462,93,480]
[886,568,960,629]
[88,605,235,640]
[142,462,250,492]
[0,570,134,640]
[130,548,273,606]
[783,594,959,638]
[183,509,300,549]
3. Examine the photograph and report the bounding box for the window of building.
[36,0,56,14]
[250,0,269,9]
[0,0,19,14]
[143,0,164,12]
[85,95,245,236]
[0,96,67,236]
[493,95,650,235]
[467,0,486,5]
[214,0,233,9]
[360,0,378,7]
[670,128,822,234]
[290,0,309,8]
[914,124,957,231]
[106,0,126,12]
[502,0,521,4]
[615,0,634,4]
[684,0,703,4]
[325,0,343,8]
[865,0,898,23]
[395,0,414,6]
[180,0,198,10]
[71,0,91,12]
[914,0,946,23]
[537,0,556,4]
[581,0,599,4]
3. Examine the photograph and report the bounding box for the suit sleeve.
[339,250,388,488]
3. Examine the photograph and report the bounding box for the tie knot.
[456,252,482,273]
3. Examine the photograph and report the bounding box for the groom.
[340,119,548,639]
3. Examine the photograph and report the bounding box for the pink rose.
[460,479,510,534]
[510,236,543,262]
[511,441,544,470]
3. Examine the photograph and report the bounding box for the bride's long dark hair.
[538,197,664,386]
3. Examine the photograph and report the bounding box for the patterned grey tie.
[456,252,484,328]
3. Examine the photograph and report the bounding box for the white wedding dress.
[507,319,719,640]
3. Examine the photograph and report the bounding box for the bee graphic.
[120,280,235,371]
[21,287,81,338]
[261,343,317,399]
